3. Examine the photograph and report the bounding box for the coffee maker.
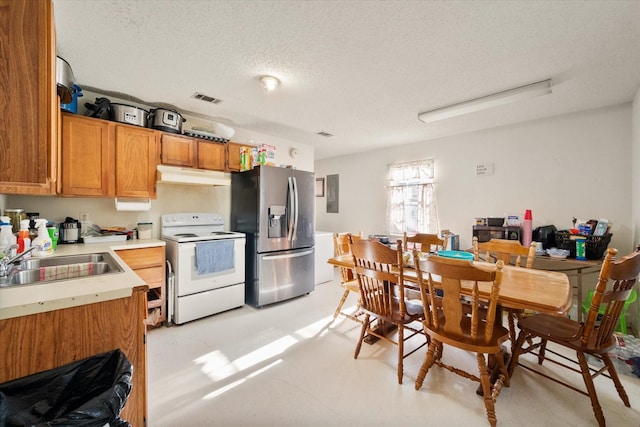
[59,217,81,244]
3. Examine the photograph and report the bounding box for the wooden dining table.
[327,254,573,316]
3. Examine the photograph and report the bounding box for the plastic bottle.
[17,219,32,256]
[0,216,15,254]
[576,236,587,260]
[522,209,533,248]
[31,219,53,257]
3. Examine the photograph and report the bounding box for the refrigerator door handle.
[292,176,299,241]
[287,176,295,241]
[262,249,313,260]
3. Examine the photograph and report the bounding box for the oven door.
[175,238,245,296]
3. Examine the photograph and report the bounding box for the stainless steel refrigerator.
[231,166,315,307]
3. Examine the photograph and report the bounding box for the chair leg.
[537,339,547,365]
[354,314,369,359]
[601,352,631,407]
[477,353,498,427]
[397,324,404,384]
[333,288,351,319]
[494,350,510,388]
[507,312,516,350]
[415,340,438,390]
[577,351,606,427]
[507,329,528,377]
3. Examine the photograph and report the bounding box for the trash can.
[0,349,133,427]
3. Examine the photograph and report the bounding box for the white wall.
[629,88,640,331]
[315,103,634,254]
[633,88,640,248]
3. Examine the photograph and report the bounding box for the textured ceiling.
[53,0,640,160]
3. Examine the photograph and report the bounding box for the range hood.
[157,165,231,186]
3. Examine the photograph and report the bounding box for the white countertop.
[0,239,166,320]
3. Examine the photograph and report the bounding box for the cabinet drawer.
[134,266,164,289]
[116,246,165,269]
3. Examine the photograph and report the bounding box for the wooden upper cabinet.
[160,134,196,167]
[61,114,114,196]
[197,141,226,171]
[115,125,158,198]
[60,114,158,198]
[226,142,243,172]
[0,0,57,195]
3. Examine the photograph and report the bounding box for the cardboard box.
[257,143,276,166]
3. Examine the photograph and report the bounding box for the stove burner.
[211,231,236,235]
[174,233,198,238]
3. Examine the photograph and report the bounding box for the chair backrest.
[582,248,640,348]
[333,231,363,257]
[351,239,407,318]
[473,237,537,268]
[414,252,504,343]
[403,232,447,253]
[333,232,363,282]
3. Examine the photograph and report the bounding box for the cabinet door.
[115,125,159,198]
[161,134,196,167]
[197,141,226,171]
[61,114,115,196]
[0,0,57,195]
[226,142,243,172]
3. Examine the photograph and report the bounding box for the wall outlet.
[79,212,90,222]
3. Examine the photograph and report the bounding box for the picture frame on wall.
[315,178,325,197]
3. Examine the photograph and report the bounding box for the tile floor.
[147,273,640,426]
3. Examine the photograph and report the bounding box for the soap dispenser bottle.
[32,219,53,257]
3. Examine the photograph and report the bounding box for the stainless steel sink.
[1,252,124,287]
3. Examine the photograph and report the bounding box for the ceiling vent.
[192,92,223,104]
[317,131,333,137]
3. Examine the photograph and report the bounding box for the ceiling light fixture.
[260,75,280,93]
[418,79,552,124]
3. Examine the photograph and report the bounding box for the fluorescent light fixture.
[418,79,552,124]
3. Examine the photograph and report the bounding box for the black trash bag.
[0,349,132,427]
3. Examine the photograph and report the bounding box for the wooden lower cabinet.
[0,286,148,426]
[116,246,166,326]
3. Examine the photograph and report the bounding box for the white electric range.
[161,213,246,325]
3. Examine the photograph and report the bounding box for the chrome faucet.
[0,245,39,277]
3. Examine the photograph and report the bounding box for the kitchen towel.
[195,240,235,275]
[39,262,94,281]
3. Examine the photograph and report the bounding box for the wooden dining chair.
[472,237,537,345]
[403,232,447,254]
[508,248,640,427]
[350,239,427,384]
[332,232,364,324]
[414,253,509,427]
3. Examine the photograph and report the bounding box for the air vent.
[192,92,223,104]
[317,131,333,137]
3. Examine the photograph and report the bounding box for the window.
[386,159,439,235]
